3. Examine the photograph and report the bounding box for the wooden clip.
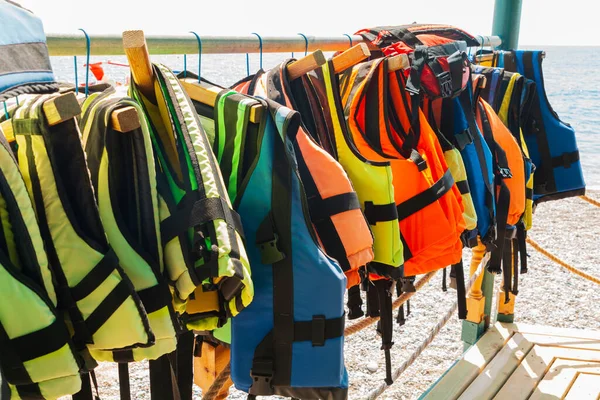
[477,75,488,89]
[111,106,141,133]
[287,50,326,80]
[122,30,155,102]
[180,78,263,123]
[43,92,81,126]
[332,43,371,74]
[388,54,410,72]
[0,120,14,142]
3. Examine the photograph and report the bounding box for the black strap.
[365,282,381,318]
[8,318,70,363]
[512,238,519,296]
[137,284,173,314]
[292,316,345,346]
[502,237,513,304]
[452,261,467,320]
[84,280,132,337]
[72,373,96,400]
[176,331,195,400]
[307,192,361,222]
[71,249,119,301]
[255,212,285,265]
[161,196,245,244]
[374,280,394,385]
[442,267,448,292]
[551,151,579,169]
[119,364,131,400]
[526,187,533,200]
[363,201,398,225]
[396,169,454,221]
[347,284,364,320]
[0,323,33,385]
[517,224,528,273]
[395,281,406,326]
[150,354,181,400]
[456,180,470,195]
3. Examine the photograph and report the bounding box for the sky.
[15,0,600,46]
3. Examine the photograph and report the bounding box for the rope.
[344,271,437,336]
[202,362,231,400]
[527,237,600,285]
[580,194,600,208]
[364,261,486,399]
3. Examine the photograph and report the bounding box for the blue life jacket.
[500,50,585,203]
[0,1,57,101]
[220,93,348,399]
[450,81,496,246]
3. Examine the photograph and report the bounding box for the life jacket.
[496,71,535,232]
[422,97,478,235]
[0,1,58,102]
[0,126,82,400]
[476,98,526,299]
[220,94,347,399]
[357,25,477,99]
[304,61,404,277]
[12,94,152,355]
[80,89,179,363]
[499,50,585,203]
[340,57,465,276]
[234,61,374,288]
[129,63,252,332]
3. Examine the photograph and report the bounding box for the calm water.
[50,46,600,188]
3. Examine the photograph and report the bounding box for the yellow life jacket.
[498,72,534,231]
[129,64,252,331]
[0,123,82,400]
[308,60,404,280]
[13,94,152,353]
[80,90,178,362]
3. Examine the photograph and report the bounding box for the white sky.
[16,0,600,46]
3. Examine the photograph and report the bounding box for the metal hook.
[297,33,308,56]
[190,31,203,82]
[78,28,91,97]
[343,33,353,48]
[246,32,263,75]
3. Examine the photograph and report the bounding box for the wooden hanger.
[287,50,326,80]
[122,30,156,103]
[388,54,410,72]
[111,106,141,132]
[0,92,82,142]
[332,43,371,74]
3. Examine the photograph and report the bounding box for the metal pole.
[45,33,502,56]
[492,0,524,50]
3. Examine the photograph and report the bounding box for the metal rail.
[46,33,502,56]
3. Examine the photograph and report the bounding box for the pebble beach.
[85,190,600,399]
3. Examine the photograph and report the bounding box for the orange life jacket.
[234,62,375,288]
[340,57,465,277]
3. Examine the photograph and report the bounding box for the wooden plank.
[508,323,600,341]
[179,78,263,123]
[194,342,232,400]
[122,30,155,102]
[530,359,600,400]
[111,106,141,133]
[332,43,370,74]
[287,50,326,80]
[496,346,600,400]
[519,333,600,352]
[422,324,514,400]
[459,333,534,400]
[564,372,600,400]
[42,92,81,125]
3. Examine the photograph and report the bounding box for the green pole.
[492,0,524,50]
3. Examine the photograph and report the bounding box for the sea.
[48,46,600,188]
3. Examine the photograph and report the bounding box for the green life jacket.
[80,89,179,362]
[12,94,152,354]
[129,64,252,331]
[0,124,82,400]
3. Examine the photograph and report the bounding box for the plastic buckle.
[498,167,513,179]
[455,130,473,150]
[249,360,274,396]
[311,315,326,347]
[410,149,428,172]
[258,233,285,265]
[437,71,453,98]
